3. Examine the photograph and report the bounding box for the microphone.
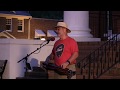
[47,37,55,41]
[46,37,55,44]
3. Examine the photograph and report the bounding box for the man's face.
[55,27,67,37]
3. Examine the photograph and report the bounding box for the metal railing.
[77,34,120,79]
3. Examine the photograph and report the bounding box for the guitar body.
[42,62,76,79]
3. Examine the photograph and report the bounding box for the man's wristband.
[66,60,70,65]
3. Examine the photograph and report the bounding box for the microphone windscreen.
[50,37,55,41]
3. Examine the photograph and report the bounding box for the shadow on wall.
[30,58,39,67]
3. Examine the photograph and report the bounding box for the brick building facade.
[0,11,120,40]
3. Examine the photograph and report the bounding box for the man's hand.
[61,62,69,69]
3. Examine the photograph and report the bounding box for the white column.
[64,11,101,42]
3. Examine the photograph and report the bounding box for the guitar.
[42,62,76,79]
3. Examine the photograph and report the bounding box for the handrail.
[77,33,120,79]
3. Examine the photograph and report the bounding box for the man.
[44,21,79,79]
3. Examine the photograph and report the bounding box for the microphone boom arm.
[17,41,50,72]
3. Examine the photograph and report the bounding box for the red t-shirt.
[52,36,79,66]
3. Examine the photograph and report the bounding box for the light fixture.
[40,37,46,40]
[40,36,46,40]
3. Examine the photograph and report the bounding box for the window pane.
[6,25,11,30]
[6,19,11,24]
[18,26,22,30]
[18,20,23,31]
[6,19,12,31]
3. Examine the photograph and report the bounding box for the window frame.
[6,18,12,32]
[17,19,24,32]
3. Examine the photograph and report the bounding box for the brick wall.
[0,17,6,30]
[30,18,58,39]
[9,18,29,39]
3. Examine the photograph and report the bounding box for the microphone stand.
[17,40,50,72]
